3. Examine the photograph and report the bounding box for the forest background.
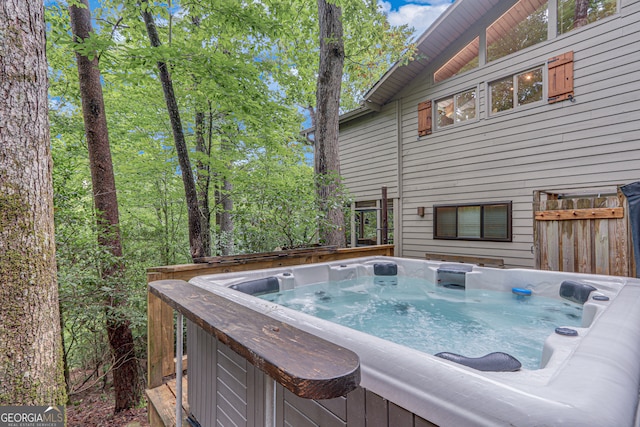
[45,0,417,412]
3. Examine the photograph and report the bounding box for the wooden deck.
[146,377,189,427]
[425,252,505,268]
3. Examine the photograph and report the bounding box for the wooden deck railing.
[146,245,394,426]
[425,252,505,268]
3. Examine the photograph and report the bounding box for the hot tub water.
[260,276,582,370]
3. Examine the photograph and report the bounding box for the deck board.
[146,376,189,427]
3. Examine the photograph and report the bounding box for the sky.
[378,0,454,38]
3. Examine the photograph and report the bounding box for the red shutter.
[548,51,574,104]
[418,101,432,136]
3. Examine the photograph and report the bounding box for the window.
[486,0,548,63]
[352,200,394,246]
[434,37,479,83]
[436,88,477,129]
[434,202,512,241]
[490,67,543,114]
[558,0,616,35]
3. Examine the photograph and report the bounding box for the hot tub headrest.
[560,280,597,304]
[229,276,279,296]
[374,263,398,276]
[435,351,521,372]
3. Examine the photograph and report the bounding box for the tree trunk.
[141,2,204,260]
[574,0,589,28]
[216,177,234,255]
[0,0,67,405]
[315,0,346,247]
[195,111,212,257]
[69,0,140,412]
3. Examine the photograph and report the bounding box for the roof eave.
[362,1,463,105]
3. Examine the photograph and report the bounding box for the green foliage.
[267,0,415,111]
[45,0,412,392]
[558,0,617,34]
[233,150,320,253]
[487,1,548,63]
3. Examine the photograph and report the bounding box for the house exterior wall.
[339,104,400,201]
[338,0,640,268]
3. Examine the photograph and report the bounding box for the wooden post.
[147,272,175,389]
[533,190,541,270]
[381,186,388,245]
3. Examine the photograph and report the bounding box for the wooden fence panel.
[534,192,632,277]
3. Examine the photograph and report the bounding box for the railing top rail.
[148,279,361,400]
[147,245,394,275]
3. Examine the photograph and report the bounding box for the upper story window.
[419,52,573,135]
[434,37,479,83]
[486,0,548,63]
[436,88,477,129]
[430,0,618,90]
[557,0,617,34]
[490,67,543,114]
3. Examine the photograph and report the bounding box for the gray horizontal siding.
[338,104,398,200]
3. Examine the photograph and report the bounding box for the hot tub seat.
[435,351,522,372]
[229,276,279,296]
[560,280,597,304]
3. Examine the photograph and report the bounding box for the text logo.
[0,405,65,427]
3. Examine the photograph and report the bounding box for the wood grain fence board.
[533,192,541,269]
[544,200,559,271]
[575,198,593,274]
[560,199,575,272]
[612,194,629,276]
[537,199,546,269]
[161,302,174,378]
[594,198,610,275]
[546,219,560,271]
[148,291,167,389]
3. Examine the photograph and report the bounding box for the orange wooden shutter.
[418,101,432,136]
[548,51,574,104]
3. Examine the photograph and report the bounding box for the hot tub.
[187,256,640,426]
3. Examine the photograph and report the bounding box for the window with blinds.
[434,202,512,241]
